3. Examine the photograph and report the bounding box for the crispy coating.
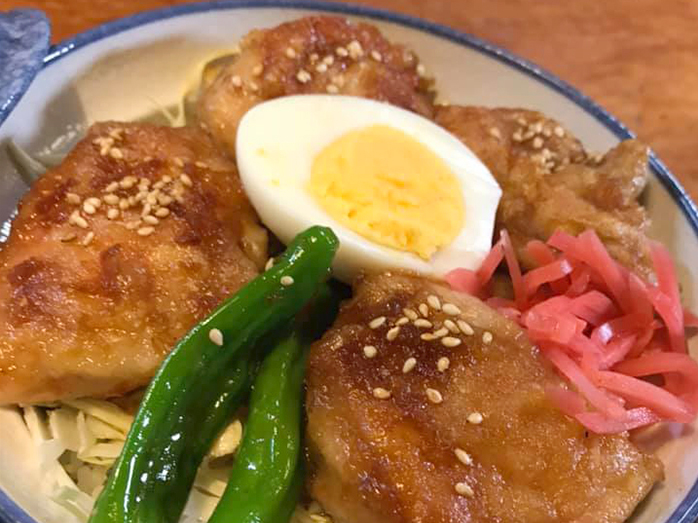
[197,16,435,156]
[0,122,267,404]
[306,272,662,523]
[435,106,652,277]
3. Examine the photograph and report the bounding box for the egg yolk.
[308,124,465,259]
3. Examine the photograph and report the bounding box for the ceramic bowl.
[0,2,697,523]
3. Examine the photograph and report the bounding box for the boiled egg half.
[236,95,501,282]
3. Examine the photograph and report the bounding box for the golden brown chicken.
[306,272,662,523]
[435,106,653,277]
[197,15,435,157]
[0,122,267,405]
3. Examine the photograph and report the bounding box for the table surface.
[6,0,698,201]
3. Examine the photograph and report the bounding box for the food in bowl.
[1,13,697,523]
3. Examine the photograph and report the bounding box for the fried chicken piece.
[0,122,267,405]
[306,272,662,523]
[436,106,652,277]
[198,16,435,156]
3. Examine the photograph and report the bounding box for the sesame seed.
[140,178,151,187]
[335,46,348,57]
[444,319,459,333]
[455,448,473,466]
[66,193,81,205]
[81,231,95,246]
[119,199,130,210]
[516,117,527,126]
[120,178,135,189]
[296,69,312,83]
[437,357,450,372]
[347,40,364,59]
[421,333,437,341]
[107,208,119,220]
[248,80,259,91]
[326,84,339,94]
[532,136,544,149]
[433,328,448,338]
[418,303,429,317]
[413,319,432,329]
[369,316,386,329]
[457,320,474,336]
[416,63,426,77]
[231,75,242,87]
[543,127,552,138]
[137,226,155,237]
[512,131,523,142]
[323,55,334,65]
[373,387,391,399]
[125,220,141,230]
[442,303,461,315]
[194,162,208,169]
[146,193,159,206]
[153,180,165,190]
[109,147,123,159]
[554,125,565,137]
[60,233,77,242]
[180,174,193,187]
[103,194,119,205]
[402,357,417,373]
[331,73,345,87]
[532,121,544,133]
[488,127,502,140]
[264,257,274,271]
[285,47,296,58]
[143,215,159,225]
[309,53,319,62]
[427,295,441,310]
[370,50,382,62]
[280,275,294,286]
[467,412,484,424]
[455,482,474,497]
[386,326,400,341]
[141,204,152,217]
[315,63,328,73]
[363,345,377,358]
[426,388,443,404]
[442,336,462,347]
[403,308,418,321]
[82,202,96,215]
[252,64,263,76]
[482,331,493,344]
[69,211,88,229]
[209,328,224,346]
[158,195,173,206]
[105,182,119,192]
[396,317,409,326]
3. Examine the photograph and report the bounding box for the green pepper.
[88,226,339,523]
[208,283,340,523]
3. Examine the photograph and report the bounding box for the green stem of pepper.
[88,226,339,523]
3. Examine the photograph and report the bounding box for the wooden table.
[6,0,698,201]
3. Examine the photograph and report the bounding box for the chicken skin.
[435,106,653,277]
[197,15,435,157]
[306,272,662,523]
[0,122,267,404]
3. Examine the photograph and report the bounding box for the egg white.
[236,95,502,282]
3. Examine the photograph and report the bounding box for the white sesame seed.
[82,202,96,215]
[457,320,474,336]
[416,63,426,77]
[442,336,462,348]
[512,131,523,142]
[396,317,409,326]
[107,208,119,220]
[194,162,208,169]
[413,319,432,329]
[418,303,429,317]
[426,388,443,404]
[280,275,294,286]
[119,199,130,210]
[336,46,348,57]
[488,127,502,140]
[231,75,242,87]
[386,326,400,341]
[420,333,437,341]
[143,215,159,225]
[437,357,450,372]
[482,331,493,344]
[60,232,77,242]
[105,182,119,193]
[153,180,165,190]
[347,40,363,59]
[433,328,448,338]
[103,194,119,205]
[467,412,484,424]
[455,448,473,466]
[554,125,565,137]
[516,117,527,126]
[285,47,296,58]
[315,62,328,73]
[141,203,152,217]
[532,136,544,149]
[81,231,95,246]
[326,84,339,94]
[455,482,474,497]
[442,303,461,316]
[66,193,81,205]
[427,295,441,311]
[252,64,263,76]
[370,50,382,62]
[369,316,386,329]
[180,174,193,187]
[444,319,459,333]
[323,55,334,65]
[137,226,155,237]
[109,147,123,159]
[209,328,224,346]
[296,69,312,83]
[125,220,141,230]
[264,257,274,271]
[363,345,377,358]
[543,127,552,138]
[248,80,259,91]
[403,308,418,321]
[373,387,391,399]
[402,357,417,373]
[155,207,170,218]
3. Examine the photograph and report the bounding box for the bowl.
[1,2,697,523]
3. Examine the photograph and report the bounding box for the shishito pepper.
[88,226,339,523]
[208,283,341,523]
